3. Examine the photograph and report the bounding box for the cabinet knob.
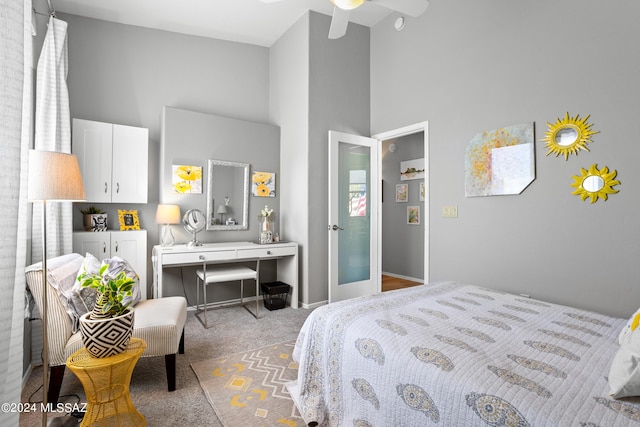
[116,182,120,193]
[267,250,272,255]
[199,255,205,261]
[104,182,108,193]
[103,242,106,253]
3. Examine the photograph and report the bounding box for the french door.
[328,131,379,303]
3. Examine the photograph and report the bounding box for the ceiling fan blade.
[329,6,350,39]
[372,0,429,17]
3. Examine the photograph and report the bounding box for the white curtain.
[31,15,72,263]
[0,0,32,424]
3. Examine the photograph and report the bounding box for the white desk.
[151,241,299,308]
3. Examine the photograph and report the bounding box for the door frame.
[372,121,430,292]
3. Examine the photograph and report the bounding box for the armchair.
[25,253,187,404]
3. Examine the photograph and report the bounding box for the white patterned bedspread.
[286,282,640,426]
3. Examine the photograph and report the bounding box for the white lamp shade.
[156,204,181,224]
[216,205,228,214]
[28,150,86,201]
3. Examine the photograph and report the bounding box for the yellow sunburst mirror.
[543,112,599,160]
[571,164,620,203]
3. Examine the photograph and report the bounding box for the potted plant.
[80,206,108,231]
[76,263,136,358]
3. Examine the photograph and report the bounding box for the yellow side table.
[66,338,146,427]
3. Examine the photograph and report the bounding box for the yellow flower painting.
[252,171,276,197]
[173,165,202,194]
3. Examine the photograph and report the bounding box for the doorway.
[373,122,429,291]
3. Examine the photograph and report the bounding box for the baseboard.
[382,271,424,283]
[300,300,327,310]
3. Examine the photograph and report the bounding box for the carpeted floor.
[20,304,313,426]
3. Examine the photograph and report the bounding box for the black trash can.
[261,281,290,311]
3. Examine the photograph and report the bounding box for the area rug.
[191,341,304,426]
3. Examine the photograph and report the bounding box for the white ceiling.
[45,0,394,47]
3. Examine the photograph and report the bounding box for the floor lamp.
[27,150,85,427]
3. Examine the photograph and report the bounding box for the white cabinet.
[72,118,148,203]
[73,230,148,299]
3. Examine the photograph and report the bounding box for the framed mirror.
[206,159,250,231]
[570,164,620,204]
[543,112,598,160]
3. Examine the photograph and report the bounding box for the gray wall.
[159,107,280,303]
[55,13,272,298]
[270,12,370,306]
[382,134,425,281]
[371,0,640,317]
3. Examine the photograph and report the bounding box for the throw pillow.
[609,328,640,398]
[69,253,142,332]
[618,308,640,346]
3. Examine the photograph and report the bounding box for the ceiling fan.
[261,0,429,39]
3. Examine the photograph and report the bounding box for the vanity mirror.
[571,164,620,203]
[183,208,205,247]
[206,159,250,231]
[543,112,598,160]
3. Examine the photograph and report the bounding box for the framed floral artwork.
[118,209,140,230]
[252,171,276,197]
[173,165,203,194]
[419,182,425,201]
[407,206,420,225]
[395,184,408,202]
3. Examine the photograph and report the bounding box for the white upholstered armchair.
[25,252,187,404]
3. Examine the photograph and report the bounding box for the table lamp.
[156,204,181,246]
[28,150,85,427]
[216,204,228,224]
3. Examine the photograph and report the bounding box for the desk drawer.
[238,246,296,259]
[162,250,236,265]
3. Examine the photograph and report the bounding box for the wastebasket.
[260,281,290,311]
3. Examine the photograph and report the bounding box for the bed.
[286,282,640,426]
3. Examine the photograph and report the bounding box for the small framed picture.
[118,209,140,230]
[419,182,425,202]
[252,171,276,197]
[396,184,408,202]
[407,206,420,225]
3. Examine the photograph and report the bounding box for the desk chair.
[195,261,260,327]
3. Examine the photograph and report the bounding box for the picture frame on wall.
[419,182,425,201]
[252,171,276,197]
[118,209,141,230]
[407,206,420,225]
[396,184,408,202]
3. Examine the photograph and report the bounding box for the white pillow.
[609,328,640,398]
[618,308,640,345]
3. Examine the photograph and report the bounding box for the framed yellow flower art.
[172,165,203,194]
[252,171,276,197]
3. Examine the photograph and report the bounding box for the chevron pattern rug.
[191,341,304,427]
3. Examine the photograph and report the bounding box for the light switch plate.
[442,205,458,218]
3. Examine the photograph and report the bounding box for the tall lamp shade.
[27,150,85,427]
[156,204,181,246]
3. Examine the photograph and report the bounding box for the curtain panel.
[0,0,32,424]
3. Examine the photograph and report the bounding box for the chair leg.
[48,365,65,404]
[179,329,185,354]
[165,353,176,392]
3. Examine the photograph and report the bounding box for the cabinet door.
[73,232,110,261]
[72,119,113,203]
[111,230,148,299]
[112,125,148,203]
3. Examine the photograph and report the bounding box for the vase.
[259,217,273,244]
[79,308,135,358]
